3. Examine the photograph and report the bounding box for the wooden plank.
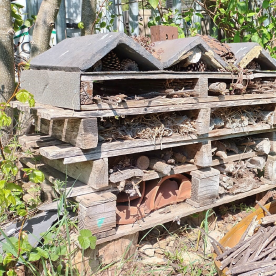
[80,71,242,81]
[19,134,64,148]
[42,157,109,190]
[96,183,276,245]
[12,96,276,119]
[39,98,276,119]
[36,117,98,149]
[62,125,275,163]
[196,108,210,135]
[80,94,276,111]
[20,157,105,198]
[39,144,83,160]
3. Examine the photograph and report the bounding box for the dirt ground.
[97,193,270,276]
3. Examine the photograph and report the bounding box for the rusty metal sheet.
[152,36,230,70]
[228,42,276,70]
[30,32,163,72]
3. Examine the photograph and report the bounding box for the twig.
[256,200,271,216]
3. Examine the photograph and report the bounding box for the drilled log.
[208,82,227,94]
[173,152,186,163]
[136,155,150,170]
[149,158,172,175]
[109,168,144,183]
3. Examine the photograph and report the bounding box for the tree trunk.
[0,1,15,145]
[81,0,97,36]
[0,0,15,103]
[30,0,62,58]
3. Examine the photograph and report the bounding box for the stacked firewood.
[210,202,276,275]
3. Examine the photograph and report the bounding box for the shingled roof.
[30,32,163,72]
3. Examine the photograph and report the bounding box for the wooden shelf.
[61,124,274,164]
[96,183,276,245]
[81,94,276,112]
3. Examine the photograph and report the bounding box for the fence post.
[56,0,66,42]
[129,0,139,35]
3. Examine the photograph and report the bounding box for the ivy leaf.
[55,245,67,256]
[79,229,92,238]
[29,170,45,183]
[78,236,90,250]
[50,253,59,261]
[29,252,41,262]
[6,183,23,192]
[0,266,5,276]
[100,22,106,28]
[7,270,17,276]
[28,97,35,108]
[237,2,247,14]
[148,0,159,9]
[3,253,14,266]
[37,248,49,259]
[89,236,97,249]
[17,209,27,217]
[7,194,16,206]
[16,90,30,103]
[263,0,270,9]
[78,22,84,29]
[251,32,260,43]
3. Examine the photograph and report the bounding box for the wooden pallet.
[14,70,276,242]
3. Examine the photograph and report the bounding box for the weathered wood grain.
[42,157,109,190]
[36,117,98,149]
[20,157,97,198]
[11,96,276,119]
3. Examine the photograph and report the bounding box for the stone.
[165,235,176,243]
[205,230,224,254]
[181,252,202,264]
[154,239,167,250]
[168,240,175,247]
[140,242,155,257]
[22,182,40,197]
[140,256,166,265]
[155,248,165,255]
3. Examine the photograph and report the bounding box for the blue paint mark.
[97,218,105,228]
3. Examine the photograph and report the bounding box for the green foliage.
[147,1,201,38]
[16,89,35,107]
[78,229,97,250]
[209,0,276,57]
[94,2,117,32]
[11,3,24,32]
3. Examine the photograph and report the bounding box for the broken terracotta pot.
[141,174,192,213]
[116,181,146,225]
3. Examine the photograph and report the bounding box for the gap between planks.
[142,151,256,181]
[96,183,276,245]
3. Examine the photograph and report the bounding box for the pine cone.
[246,59,261,70]
[120,59,139,71]
[91,60,102,72]
[102,51,121,71]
